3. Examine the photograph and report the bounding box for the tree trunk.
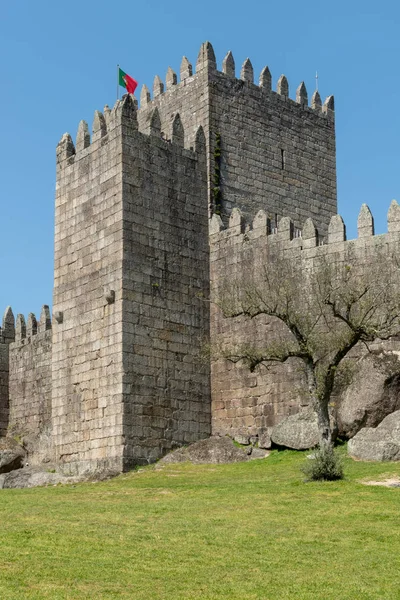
[305,363,332,447]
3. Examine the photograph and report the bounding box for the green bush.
[301,444,344,481]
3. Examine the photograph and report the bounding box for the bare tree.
[215,246,400,447]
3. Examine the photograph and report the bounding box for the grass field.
[1,449,400,600]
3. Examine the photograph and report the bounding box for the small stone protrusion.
[222,51,235,78]
[104,289,115,305]
[103,105,111,126]
[180,56,193,81]
[278,216,294,240]
[196,41,217,73]
[76,120,90,152]
[112,98,121,113]
[322,95,335,118]
[2,306,15,341]
[252,210,271,236]
[140,84,151,107]
[240,58,254,84]
[311,91,322,111]
[277,75,289,99]
[54,311,63,324]
[153,75,164,97]
[388,199,400,234]
[195,126,206,155]
[39,305,52,333]
[149,108,161,136]
[27,313,37,337]
[357,204,374,238]
[296,82,308,106]
[328,214,346,243]
[92,110,107,142]
[172,113,184,147]
[56,133,75,164]
[229,208,244,232]
[166,66,177,90]
[16,314,26,342]
[210,214,224,234]
[117,93,138,128]
[259,66,272,91]
[302,218,318,248]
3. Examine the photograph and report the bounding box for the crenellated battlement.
[0,304,52,347]
[56,94,206,166]
[0,307,15,344]
[210,200,400,258]
[135,41,334,119]
[11,305,52,346]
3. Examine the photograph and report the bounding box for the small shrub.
[301,444,344,482]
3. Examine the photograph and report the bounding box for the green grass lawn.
[1,450,400,600]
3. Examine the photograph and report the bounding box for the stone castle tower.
[0,42,339,474]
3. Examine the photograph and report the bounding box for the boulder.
[1,465,83,489]
[158,436,251,465]
[336,356,400,439]
[348,410,400,461]
[258,430,272,450]
[0,438,25,474]
[271,410,319,450]
[249,448,270,459]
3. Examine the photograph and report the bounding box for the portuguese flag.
[118,67,138,94]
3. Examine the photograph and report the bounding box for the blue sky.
[1,0,399,318]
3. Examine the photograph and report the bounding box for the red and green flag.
[118,67,138,95]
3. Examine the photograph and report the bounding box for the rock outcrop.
[0,465,83,489]
[271,410,319,450]
[0,438,25,474]
[336,356,400,438]
[158,436,268,465]
[348,410,400,461]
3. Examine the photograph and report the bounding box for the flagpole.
[117,64,120,101]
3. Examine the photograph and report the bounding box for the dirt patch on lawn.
[361,477,400,488]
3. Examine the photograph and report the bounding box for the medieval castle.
[0,41,399,475]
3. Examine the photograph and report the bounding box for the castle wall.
[8,309,53,462]
[0,308,15,436]
[136,48,212,214]
[53,107,126,475]
[53,95,210,473]
[136,43,337,235]
[208,69,337,235]
[137,62,210,157]
[210,202,400,443]
[121,99,211,466]
[0,343,10,436]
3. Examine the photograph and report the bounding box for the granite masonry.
[0,41,396,473]
[209,203,400,441]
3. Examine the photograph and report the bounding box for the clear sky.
[1,0,399,318]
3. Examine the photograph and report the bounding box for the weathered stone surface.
[233,434,250,445]
[0,438,25,473]
[336,356,400,439]
[158,436,251,465]
[249,448,270,459]
[258,431,272,449]
[271,411,319,450]
[7,41,400,477]
[8,324,52,459]
[1,465,82,489]
[52,97,211,475]
[348,410,400,461]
